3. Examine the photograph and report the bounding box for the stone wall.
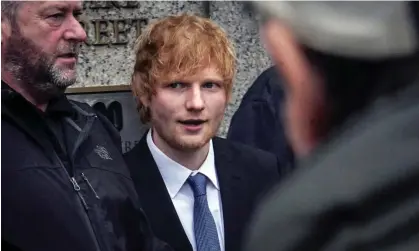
[73,1,271,137]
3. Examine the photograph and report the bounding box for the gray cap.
[252,1,419,59]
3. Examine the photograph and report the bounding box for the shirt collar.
[146,129,219,199]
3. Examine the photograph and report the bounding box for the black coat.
[124,134,281,251]
[1,84,171,251]
[227,66,294,174]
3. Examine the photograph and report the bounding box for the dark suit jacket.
[124,134,281,251]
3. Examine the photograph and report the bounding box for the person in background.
[227,66,295,176]
[1,1,171,251]
[124,14,281,251]
[244,1,419,250]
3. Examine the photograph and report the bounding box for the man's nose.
[185,86,205,111]
[63,16,87,42]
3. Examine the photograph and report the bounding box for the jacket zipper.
[54,151,102,251]
[66,114,109,251]
[54,152,89,210]
[70,176,89,209]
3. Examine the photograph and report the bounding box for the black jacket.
[227,66,294,172]
[124,134,281,251]
[1,84,171,251]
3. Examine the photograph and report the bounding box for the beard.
[3,26,80,97]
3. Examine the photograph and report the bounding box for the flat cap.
[251,1,419,59]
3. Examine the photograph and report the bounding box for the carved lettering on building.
[81,1,148,46]
[80,18,148,46]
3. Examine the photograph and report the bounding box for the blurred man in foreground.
[245,1,419,250]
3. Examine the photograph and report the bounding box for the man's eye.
[202,82,219,88]
[48,13,65,20]
[168,82,186,89]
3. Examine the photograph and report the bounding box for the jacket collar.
[1,80,76,118]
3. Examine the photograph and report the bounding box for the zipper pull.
[81,173,100,199]
[70,177,81,191]
[71,177,89,210]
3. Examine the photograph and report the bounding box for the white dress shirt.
[146,130,225,251]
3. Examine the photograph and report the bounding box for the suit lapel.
[128,135,193,251]
[213,137,247,251]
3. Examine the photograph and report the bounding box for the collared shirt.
[146,129,225,251]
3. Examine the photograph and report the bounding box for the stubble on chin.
[161,126,213,153]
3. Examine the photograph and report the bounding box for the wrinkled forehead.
[22,1,83,13]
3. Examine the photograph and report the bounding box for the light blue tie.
[187,173,221,251]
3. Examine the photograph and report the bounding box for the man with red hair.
[124,14,281,251]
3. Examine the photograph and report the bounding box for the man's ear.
[261,20,315,93]
[139,94,150,108]
[1,18,12,45]
[262,20,328,156]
